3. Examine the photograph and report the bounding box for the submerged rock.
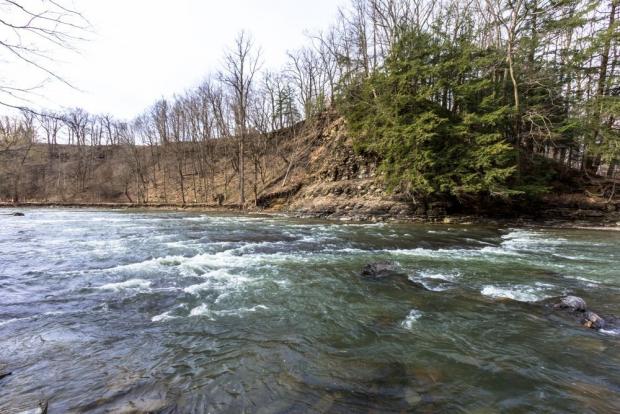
[11,212,25,216]
[360,262,399,279]
[554,295,587,312]
[403,387,422,406]
[546,295,613,331]
[0,371,11,380]
[406,279,432,291]
[405,278,449,291]
[582,311,605,330]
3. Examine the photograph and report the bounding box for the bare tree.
[287,47,328,119]
[219,31,261,208]
[0,0,90,109]
[36,111,61,158]
[63,107,90,191]
[0,111,35,201]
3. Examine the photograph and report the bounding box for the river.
[1,209,619,413]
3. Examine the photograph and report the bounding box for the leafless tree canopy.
[0,0,89,109]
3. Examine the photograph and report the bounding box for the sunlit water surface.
[1,209,619,413]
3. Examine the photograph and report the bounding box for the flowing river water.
[1,209,619,413]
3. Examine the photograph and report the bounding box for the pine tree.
[338,29,520,202]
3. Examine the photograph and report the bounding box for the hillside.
[2,111,619,224]
[258,115,620,224]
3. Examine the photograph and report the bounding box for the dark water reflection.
[1,209,619,413]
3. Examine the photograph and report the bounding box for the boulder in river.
[547,295,612,331]
[360,262,399,279]
[582,311,605,330]
[554,295,587,312]
[0,371,11,380]
[11,212,25,216]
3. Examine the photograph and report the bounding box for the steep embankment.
[257,114,413,220]
[254,115,620,224]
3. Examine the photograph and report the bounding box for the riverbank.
[2,201,620,230]
[0,201,238,211]
[4,113,619,228]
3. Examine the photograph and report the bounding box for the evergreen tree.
[338,29,519,201]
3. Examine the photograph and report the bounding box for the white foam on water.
[183,281,212,295]
[88,216,167,223]
[102,256,176,274]
[480,283,554,302]
[179,250,307,274]
[0,317,26,327]
[42,311,66,316]
[189,303,214,319]
[235,240,291,254]
[552,253,589,261]
[214,305,269,317]
[565,275,601,286]
[417,270,460,282]
[183,269,254,295]
[401,309,423,330]
[600,328,620,336]
[333,248,368,254]
[164,303,270,321]
[388,246,517,261]
[299,234,332,243]
[151,311,176,322]
[165,240,202,249]
[342,222,386,228]
[100,248,306,285]
[98,279,152,292]
[408,270,460,292]
[183,215,269,224]
[183,216,210,222]
[81,238,130,256]
[479,246,521,256]
[214,291,232,304]
[464,238,495,246]
[500,229,567,253]
[409,278,451,292]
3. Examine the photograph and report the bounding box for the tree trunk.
[607,160,617,178]
[239,137,245,208]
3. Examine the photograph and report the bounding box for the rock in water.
[582,311,605,330]
[360,262,398,279]
[0,371,11,380]
[11,212,25,216]
[554,296,587,312]
[549,295,610,331]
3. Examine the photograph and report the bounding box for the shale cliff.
[255,114,620,224]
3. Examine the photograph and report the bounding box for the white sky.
[2,0,346,119]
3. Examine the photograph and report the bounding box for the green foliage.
[337,30,522,201]
[587,96,620,163]
[274,85,301,127]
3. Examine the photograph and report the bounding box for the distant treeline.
[1,0,618,205]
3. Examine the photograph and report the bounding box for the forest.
[0,0,618,210]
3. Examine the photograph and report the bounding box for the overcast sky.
[3,0,346,119]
